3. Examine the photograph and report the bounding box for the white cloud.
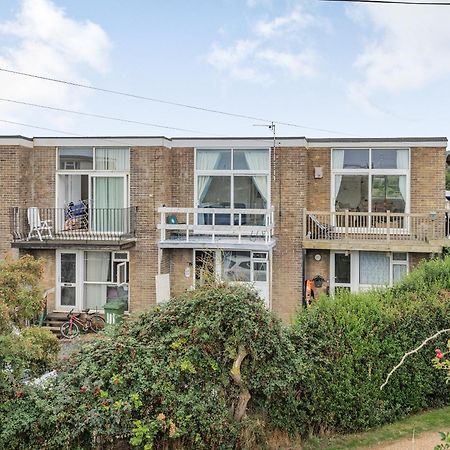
[0,0,111,132]
[206,5,324,82]
[349,4,450,105]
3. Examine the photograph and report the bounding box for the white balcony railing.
[158,207,275,244]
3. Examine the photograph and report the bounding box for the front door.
[331,251,353,293]
[57,251,81,310]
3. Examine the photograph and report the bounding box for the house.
[0,135,447,322]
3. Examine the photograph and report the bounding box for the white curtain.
[359,252,390,285]
[334,175,343,208]
[393,264,407,283]
[244,150,269,204]
[84,252,110,309]
[95,148,129,170]
[196,151,221,204]
[333,149,345,169]
[396,149,409,169]
[398,175,407,209]
[93,177,125,231]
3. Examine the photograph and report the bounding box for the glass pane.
[85,284,129,310]
[253,252,268,259]
[372,149,408,169]
[197,176,231,225]
[61,286,76,306]
[360,252,390,285]
[233,149,269,170]
[393,264,407,282]
[335,253,351,284]
[95,148,129,170]
[59,148,93,170]
[393,252,407,261]
[371,175,406,213]
[92,177,125,232]
[253,262,267,281]
[61,253,76,283]
[234,176,267,209]
[222,251,251,282]
[196,150,231,170]
[333,149,369,169]
[335,175,369,212]
[84,252,111,282]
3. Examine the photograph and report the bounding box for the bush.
[0,284,301,450]
[292,257,450,435]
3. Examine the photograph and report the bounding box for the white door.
[57,250,82,310]
[252,254,269,308]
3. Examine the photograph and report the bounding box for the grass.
[302,406,450,450]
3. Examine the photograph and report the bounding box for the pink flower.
[435,348,444,360]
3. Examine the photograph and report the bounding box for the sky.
[0,0,450,140]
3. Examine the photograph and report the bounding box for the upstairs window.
[58,147,129,171]
[196,148,270,225]
[332,148,409,214]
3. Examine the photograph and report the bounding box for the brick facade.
[0,137,446,322]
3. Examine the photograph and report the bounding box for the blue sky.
[0,0,449,139]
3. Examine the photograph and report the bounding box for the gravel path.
[366,431,443,449]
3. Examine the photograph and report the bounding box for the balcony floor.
[159,233,276,251]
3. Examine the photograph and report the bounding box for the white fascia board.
[307,138,447,148]
[171,138,307,148]
[0,137,33,148]
[33,137,172,148]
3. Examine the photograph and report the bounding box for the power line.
[0,97,220,136]
[321,0,450,5]
[0,67,354,136]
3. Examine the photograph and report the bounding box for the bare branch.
[380,328,450,390]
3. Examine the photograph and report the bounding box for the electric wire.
[0,67,354,136]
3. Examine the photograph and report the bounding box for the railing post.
[344,210,349,240]
[160,210,165,241]
[387,210,391,242]
[186,212,189,242]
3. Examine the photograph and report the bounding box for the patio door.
[331,251,355,293]
[57,250,82,310]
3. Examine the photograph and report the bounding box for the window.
[221,251,268,283]
[196,148,270,225]
[332,148,409,215]
[83,251,129,310]
[332,251,408,293]
[58,147,129,171]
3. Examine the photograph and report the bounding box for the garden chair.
[27,207,53,241]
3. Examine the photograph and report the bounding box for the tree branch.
[230,345,250,421]
[380,328,450,390]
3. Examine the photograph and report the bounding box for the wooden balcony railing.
[158,207,275,244]
[11,206,137,242]
[303,209,447,244]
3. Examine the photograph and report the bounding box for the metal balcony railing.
[11,206,137,242]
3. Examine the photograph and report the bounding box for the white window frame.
[194,148,271,225]
[330,250,409,294]
[331,148,411,217]
[56,250,130,312]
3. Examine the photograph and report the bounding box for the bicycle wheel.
[60,321,80,339]
[89,315,106,333]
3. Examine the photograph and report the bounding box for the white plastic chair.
[27,207,53,241]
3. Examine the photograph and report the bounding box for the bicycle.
[60,308,106,339]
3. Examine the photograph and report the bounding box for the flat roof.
[0,135,447,149]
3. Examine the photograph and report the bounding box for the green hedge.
[292,257,450,435]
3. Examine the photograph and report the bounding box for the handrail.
[158,206,275,243]
[303,209,448,243]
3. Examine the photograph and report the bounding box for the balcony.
[10,206,137,249]
[158,207,275,250]
[303,210,449,252]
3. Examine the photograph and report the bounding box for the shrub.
[292,256,450,435]
[0,284,301,450]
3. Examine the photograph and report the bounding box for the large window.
[332,148,409,214]
[58,147,129,171]
[196,149,270,225]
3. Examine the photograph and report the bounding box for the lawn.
[303,406,450,450]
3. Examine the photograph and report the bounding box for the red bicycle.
[60,308,106,339]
